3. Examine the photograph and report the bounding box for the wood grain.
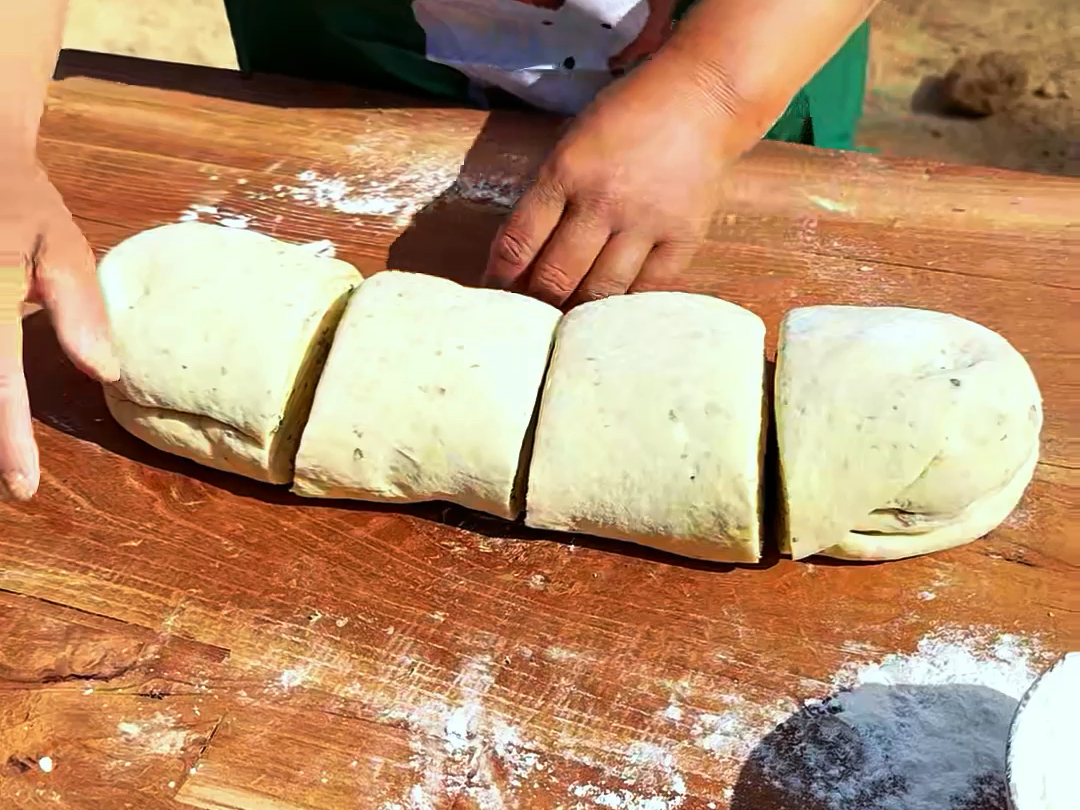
[2,50,1078,810]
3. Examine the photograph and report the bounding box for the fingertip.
[86,336,121,383]
[1,469,39,502]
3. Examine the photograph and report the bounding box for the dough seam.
[107,288,353,484]
[507,329,558,517]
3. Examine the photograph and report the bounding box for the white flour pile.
[178,203,252,229]
[749,627,1049,810]
[1007,652,1078,810]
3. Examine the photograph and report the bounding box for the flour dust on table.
[736,627,1056,810]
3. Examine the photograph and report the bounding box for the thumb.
[35,222,120,383]
[0,264,39,501]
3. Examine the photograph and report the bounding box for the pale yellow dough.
[525,292,767,563]
[775,305,1042,561]
[99,222,361,483]
[292,271,561,520]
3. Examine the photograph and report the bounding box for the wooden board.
[1,51,1077,810]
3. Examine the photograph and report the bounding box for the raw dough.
[525,292,767,563]
[775,305,1042,560]
[100,222,361,483]
[292,271,560,519]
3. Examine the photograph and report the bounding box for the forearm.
[0,0,69,159]
[657,0,879,157]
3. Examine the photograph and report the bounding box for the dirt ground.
[62,0,1077,176]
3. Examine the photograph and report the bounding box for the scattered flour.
[178,203,252,229]
[749,626,1050,810]
[114,713,191,757]
[286,168,459,226]
[283,166,526,227]
[284,625,1052,809]
[375,654,691,810]
[278,668,306,690]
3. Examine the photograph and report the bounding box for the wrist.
[0,91,43,157]
[0,117,39,169]
[640,43,786,162]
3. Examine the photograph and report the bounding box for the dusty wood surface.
[1,51,1078,810]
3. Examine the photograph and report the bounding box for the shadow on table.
[730,682,1016,810]
[22,312,775,575]
[55,50,567,290]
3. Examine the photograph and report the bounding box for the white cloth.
[412,0,650,114]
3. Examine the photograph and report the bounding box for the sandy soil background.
[61,0,1077,176]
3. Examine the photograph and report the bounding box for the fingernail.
[89,336,121,382]
[1,471,37,502]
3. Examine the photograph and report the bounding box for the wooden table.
[2,51,1077,810]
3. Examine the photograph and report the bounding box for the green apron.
[223,0,868,150]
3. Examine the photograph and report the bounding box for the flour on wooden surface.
[749,626,1050,810]
[286,168,460,226]
[267,621,1048,809]
[282,166,527,227]
[178,203,252,229]
[114,712,192,756]
[375,654,692,810]
[277,668,306,690]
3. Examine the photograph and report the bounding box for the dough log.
[292,271,560,520]
[100,222,361,483]
[525,292,767,563]
[775,305,1042,561]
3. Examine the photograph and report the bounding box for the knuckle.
[534,260,577,294]
[531,262,579,304]
[577,282,625,303]
[493,228,533,268]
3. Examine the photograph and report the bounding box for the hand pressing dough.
[776,305,1042,561]
[292,271,561,519]
[525,292,767,563]
[100,222,361,483]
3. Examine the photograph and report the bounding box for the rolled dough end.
[103,285,354,484]
[817,441,1038,561]
[776,305,1042,562]
[99,222,362,483]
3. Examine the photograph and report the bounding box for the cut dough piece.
[525,292,767,563]
[775,305,1042,561]
[292,271,561,520]
[99,222,361,483]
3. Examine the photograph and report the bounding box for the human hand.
[1,159,119,501]
[482,48,736,308]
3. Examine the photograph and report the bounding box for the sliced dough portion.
[776,305,1042,561]
[525,292,767,563]
[100,222,361,483]
[292,271,561,520]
